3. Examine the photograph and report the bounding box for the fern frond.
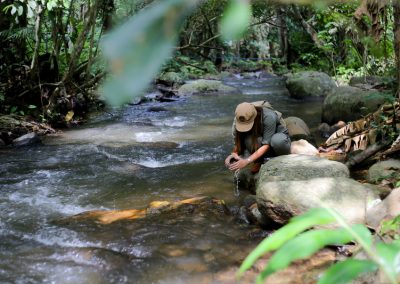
[0,27,34,42]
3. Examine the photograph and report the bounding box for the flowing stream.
[0,76,323,283]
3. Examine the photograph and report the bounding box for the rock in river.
[255,154,378,225]
[286,71,336,99]
[12,132,41,147]
[257,177,379,226]
[177,79,239,96]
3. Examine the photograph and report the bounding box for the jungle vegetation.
[0,0,399,121]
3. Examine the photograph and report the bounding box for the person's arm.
[228,144,270,171]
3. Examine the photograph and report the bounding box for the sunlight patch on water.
[137,153,217,168]
[152,116,187,127]
[134,131,164,142]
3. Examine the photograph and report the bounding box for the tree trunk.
[291,5,323,49]
[102,0,115,31]
[30,4,44,77]
[276,7,288,65]
[63,0,99,83]
[393,0,400,97]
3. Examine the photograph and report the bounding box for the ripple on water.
[152,116,188,128]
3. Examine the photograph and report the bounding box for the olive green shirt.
[232,108,288,154]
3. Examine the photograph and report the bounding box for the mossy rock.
[177,79,239,96]
[349,76,395,88]
[368,159,400,183]
[286,71,336,99]
[322,86,388,124]
[158,72,185,86]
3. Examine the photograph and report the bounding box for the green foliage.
[238,208,400,284]
[219,0,252,41]
[319,259,378,284]
[257,225,371,282]
[238,208,336,276]
[380,216,400,241]
[100,0,198,105]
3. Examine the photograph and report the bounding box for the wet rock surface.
[286,71,336,99]
[368,159,400,183]
[257,177,379,225]
[12,132,41,147]
[257,154,349,182]
[322,86,386,124]
[177,79,239,96]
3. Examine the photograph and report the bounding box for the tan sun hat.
[235,102,257,132]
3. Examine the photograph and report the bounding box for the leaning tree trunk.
[393,0,400,97]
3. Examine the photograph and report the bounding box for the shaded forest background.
[1,0,400,125]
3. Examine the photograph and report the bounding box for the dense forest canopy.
[1,0,399,123]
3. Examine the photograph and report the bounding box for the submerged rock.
[59,196,230,225]
[177,80,239,96]
[286,71,336,99]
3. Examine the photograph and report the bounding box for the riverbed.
[0,76,324,283]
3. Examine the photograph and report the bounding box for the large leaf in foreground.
[219,0,252,41]
[100,0,197,105]
[376,242,400,283]
[318,259,378,284]
[237,208,336,278]
[256,224,372,283]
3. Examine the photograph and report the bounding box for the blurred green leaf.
[100,0,197,106]
[256,224,371,283]
[237,208,336,278]
[376,242,400,282]
[318,259,378,284]
[380,216,400,235]
[220,0,252,41]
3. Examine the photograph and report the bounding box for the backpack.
[250,100,287,128]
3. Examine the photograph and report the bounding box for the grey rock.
[368,159,400,183]
[257,154,349,183]
[12,133,41,147]
[349,76,393,87]
[0,138,5,147]
[257,177,379,225]
[177,79,239,96]
[322,86,387,124]
[284,116,311,141]
[366,188,400,229]
[286,71,337,99]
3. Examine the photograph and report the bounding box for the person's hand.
[224,153,240,167]
[228,157,250,171]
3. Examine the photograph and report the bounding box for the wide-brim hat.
[235,102,257,132]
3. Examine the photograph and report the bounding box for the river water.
[0,76,323,283]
